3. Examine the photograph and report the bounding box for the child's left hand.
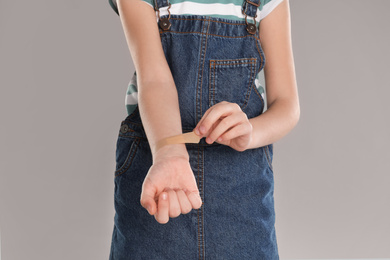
[193,101,253,152]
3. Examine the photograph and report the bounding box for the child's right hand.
[140,154,202,224]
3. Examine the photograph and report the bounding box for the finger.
[219,122,252,142]
[176,189,193,214]
[167,189,181,218]
[195,101,229,135]
[195,107,213,136]
[155,192,169,224]
[140,181,157,215]
[197,102,240,137]
[206,112,243,144]
[185,189,203,209]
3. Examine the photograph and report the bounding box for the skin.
[117,0,299,224]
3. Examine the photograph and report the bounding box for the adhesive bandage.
[155,131,201,151]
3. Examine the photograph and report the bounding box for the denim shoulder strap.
[154,0,170,9]
[242,0,261,34]
[242,0,261,18]
[154,0,172,30]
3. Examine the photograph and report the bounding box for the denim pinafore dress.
[109,0,279,258]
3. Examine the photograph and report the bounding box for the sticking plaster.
[156,131,201,151]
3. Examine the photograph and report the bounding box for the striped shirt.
[109,0,283,115]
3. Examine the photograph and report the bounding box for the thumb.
[140,183,157,215]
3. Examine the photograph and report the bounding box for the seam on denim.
[200,146,205,259]
[196,20,205,125]
[252,78,265,110]
[208,33,255,39]
[210,58,257,66]
[209,60,215,108]
[114,137,141,177]
[159,31,262,45]
[160,31,261,41]
[197,145,200,259]
[211,61,256,66]
[197,145,206,259]
[211,57,256,63]
[200,18,211,123]
[209,61,213,107]
[209,61,217,107]
[246,58,258,109]
[169,17,246,25]
[209,60,212,107]
[197,205,201,259]
[240,59,254,110]
[212,62,215,106]
[263,145,273,171]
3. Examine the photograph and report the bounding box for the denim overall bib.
[109,0,279,259]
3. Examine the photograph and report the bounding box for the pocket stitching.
[209,58,257,109]
[114,137,141,178]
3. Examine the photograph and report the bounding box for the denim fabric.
[109,12,279,260]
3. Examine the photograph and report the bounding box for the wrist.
[152,143,189,163]
[247,117,267,149]
[152,131,201,162]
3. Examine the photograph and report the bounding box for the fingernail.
[147,205,151,213]
[162,192,167,200]
[200,125,206,134]
[194,128,200,135]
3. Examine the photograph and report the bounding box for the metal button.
[159,18,171,31]
[120,124,129,134]
[246,23,256,34]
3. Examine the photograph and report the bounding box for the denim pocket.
[209,58,257,109]
[114,127,142,178]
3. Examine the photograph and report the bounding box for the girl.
[108,0,299,258]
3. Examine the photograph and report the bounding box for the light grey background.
[0,0,389,259]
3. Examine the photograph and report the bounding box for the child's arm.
[117,0,187,159]
[248,0,300,148]
[117,0,202,224]
[194,0,300,150]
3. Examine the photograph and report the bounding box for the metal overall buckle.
[155,2,172,31]
[243,0,259,34]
